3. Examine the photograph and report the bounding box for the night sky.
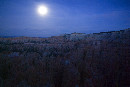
[0,0,130,37]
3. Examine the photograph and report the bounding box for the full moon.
[37,5,48,16]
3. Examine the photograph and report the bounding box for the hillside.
[0,28,130,87]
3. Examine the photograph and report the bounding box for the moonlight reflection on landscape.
[0,0,129,86]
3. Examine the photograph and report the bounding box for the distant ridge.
[0,36,18,38]
[0,28,129,38]
[0,36,48,38]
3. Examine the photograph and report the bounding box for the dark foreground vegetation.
[0,29,130,87]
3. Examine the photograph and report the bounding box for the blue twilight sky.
[0,0,130,37]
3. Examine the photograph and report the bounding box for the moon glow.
[37,5,48,16]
